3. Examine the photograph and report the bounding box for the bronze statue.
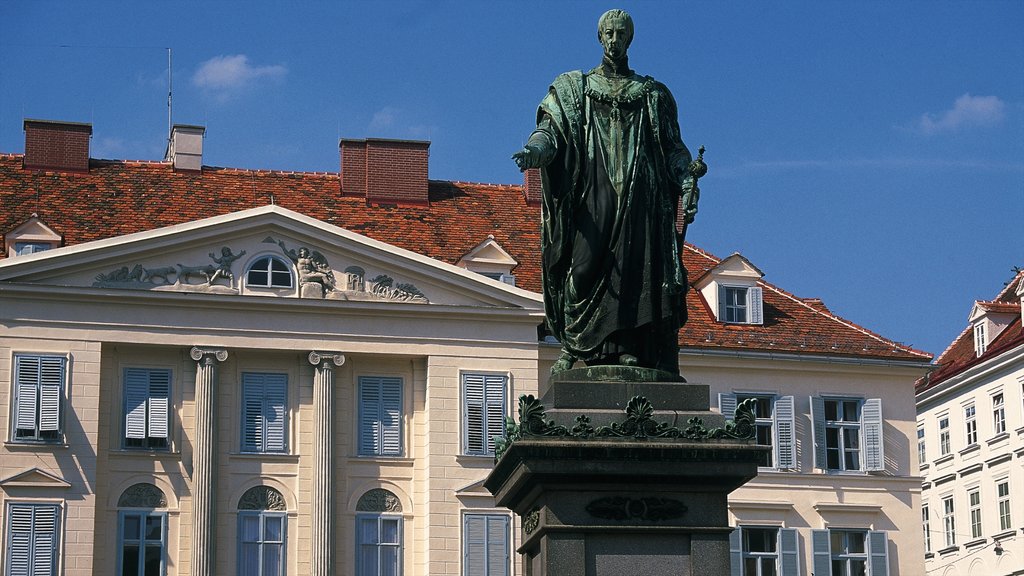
[514,9,705,377]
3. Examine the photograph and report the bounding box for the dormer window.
[5,214,62,257]
[246,256,293,288]
[14,242,52,256]
[694,253,766,325]
[719,285,763,325]
[457,235,518,287]
[973,322,987,357]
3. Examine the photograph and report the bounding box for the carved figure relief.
[356,488,403,513]
[237,486,287,511]
[93,245,244,294]
[117,483,168,508]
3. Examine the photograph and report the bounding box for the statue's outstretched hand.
[512,146,541,171]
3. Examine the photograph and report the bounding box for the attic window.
[5,214,62,257]
[457,236,518,287]
[14,242,52,256]
[973,322,987,357]
[719,285,763,325]
[247,256,293,288]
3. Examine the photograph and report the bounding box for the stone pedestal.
[485,369,767,576]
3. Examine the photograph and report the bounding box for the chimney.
[23,119,92,172]
[340,138,430,205]
[166,124,206,171]
[523,168,542,206]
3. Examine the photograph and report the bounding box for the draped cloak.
[533,69,693,367]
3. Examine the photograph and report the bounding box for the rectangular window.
[5,502,60,576]
[942,496,956,547]
[718,285,764,325]
[997,480,1012,531]
[463,373,507,456]
[123,368,171,450]
[812,397,883,472]
[917,426,926,465]
[812,529,887,576]
[938,417,950,455]
[359,376,403,456]
[722,394,795,470]
[922,504,931,553]
[463,514,510,576]
[968,489,982,539]
[973,322,987,356]
[119,511,166,576]
[825,399,861,471]
[992,393,1005,435]
[357,514,401,576]
[964,405,977,446]
[724,286,748,323]
[241,372,288,453]
[14,242,51,256]
[11,354,66,442]
[238,511,285,576]
[731,526,799,576]
[830,530,867,576]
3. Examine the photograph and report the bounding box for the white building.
[916,271,1024,576]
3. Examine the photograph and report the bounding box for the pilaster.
[309,351,345,576]
[189,346,227,576]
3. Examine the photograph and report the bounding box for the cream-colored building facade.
[917,273,1024,576]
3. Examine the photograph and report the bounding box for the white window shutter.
[810,396,827,469]
[862,398,884,472]
[15,356,40,431]
[124,369,150,439]
[37,357,64,432]
[263,374,288,452]
[728,527,742,576]
[718,393,737,420]
[748,286,763,325]
[811,530,831,576]
[464,374,485,454]
[242,374,265,452]
[147,370,171,439]
[359,378,382,455]
[775,396,796,470]
[379,377,403,456]
[868,531,889,576]
[486,515,510,576]
[779,528,800,576]
[485,375,507,454]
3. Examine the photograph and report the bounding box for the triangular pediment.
[458,236,518,269]
[0,467,71,489]
[0,205,541,310]
[693,252,764,290]
[4,214,62,257]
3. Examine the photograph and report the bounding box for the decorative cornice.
[308,351,345,367]
[813,503,883,515]
[190,347,228,363]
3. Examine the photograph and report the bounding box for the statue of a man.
[513,9,700,377]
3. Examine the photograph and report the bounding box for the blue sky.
[1,1,1022,357]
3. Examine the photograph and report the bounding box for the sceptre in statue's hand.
[677,146,707,245]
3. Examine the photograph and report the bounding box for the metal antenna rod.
[167,48,173,147]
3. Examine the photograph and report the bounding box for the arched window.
[238,486,286,575]
[117,483,168,576]
[356,489,402,576]
[246,256,293,288]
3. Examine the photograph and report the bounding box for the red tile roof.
[917,271,1024,393]
[0,154,930,362]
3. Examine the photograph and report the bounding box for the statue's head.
[298,247,309,257]
[597,9,633,60]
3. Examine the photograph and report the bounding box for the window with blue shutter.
[12,354,65,442]
[5,502,60,576]
[463,514,510,576]
[241,373,288,453]
[359,376,403,456]
[123,368,171,449]
[813,529,887,576]
[463,373,507,456]
[730,526,800,576]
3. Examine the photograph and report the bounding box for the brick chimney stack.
[340,138,430,205]
[23,119,92,172]
[523,168,542,206]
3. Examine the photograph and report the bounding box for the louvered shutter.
[7,504,34,576]
[779,528,800,576]
[811,530,830,576]
[775,396,796,470]
[487,515,510,576]
[868,531,889,576]
[862,398,884,472]
[485,375,506,454]
[464,515,486,575]
[810,396,827,469]
[6,504,58,576]
[380,377,403,455]
[719,393,737,419]
[37,357,63,433]
[242,374,265,452]
[147,370,171,439]
[359,378,382,455]
[718,284,728,321]
[748,286,764,325]
[31,506,57,576]
[124,369,150,439]
[14,356,40,432]
[728,527,742,576]
[464,374,486,454]
[263,374,288,452]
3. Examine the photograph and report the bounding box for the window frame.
[973,322,987,356]
[4,501,61,576]
[963,404,977,446]
[14,241,52,256]
[240,372,289,454]
[917,425,926,465]
[117,510,168,576]
[937,416,950,456]
[991,392,1005,435]
[967,487,982,539]
[10,353,67,443]
[462,373,508,457]
[122,367,172,450]
[825,398,862,472]
[245,255,294,289]
[922,503,931,554]
[721,394,795,470]
[356,513,402,576]
[462,513,510,576]
[996,479,1012,531]
[358,376,404,457]
[942,495,956,548]
[717,284,764,325]
[829,530,868,576]
[237,510,286,576]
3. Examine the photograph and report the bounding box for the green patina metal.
[493,395,757,461]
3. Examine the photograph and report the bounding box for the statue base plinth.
[484,378,766,576]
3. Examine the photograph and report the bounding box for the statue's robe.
[533,69,693,372]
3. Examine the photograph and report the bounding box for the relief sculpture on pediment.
[92,246,244,294]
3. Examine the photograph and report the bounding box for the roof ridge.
[440,179,524,189]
